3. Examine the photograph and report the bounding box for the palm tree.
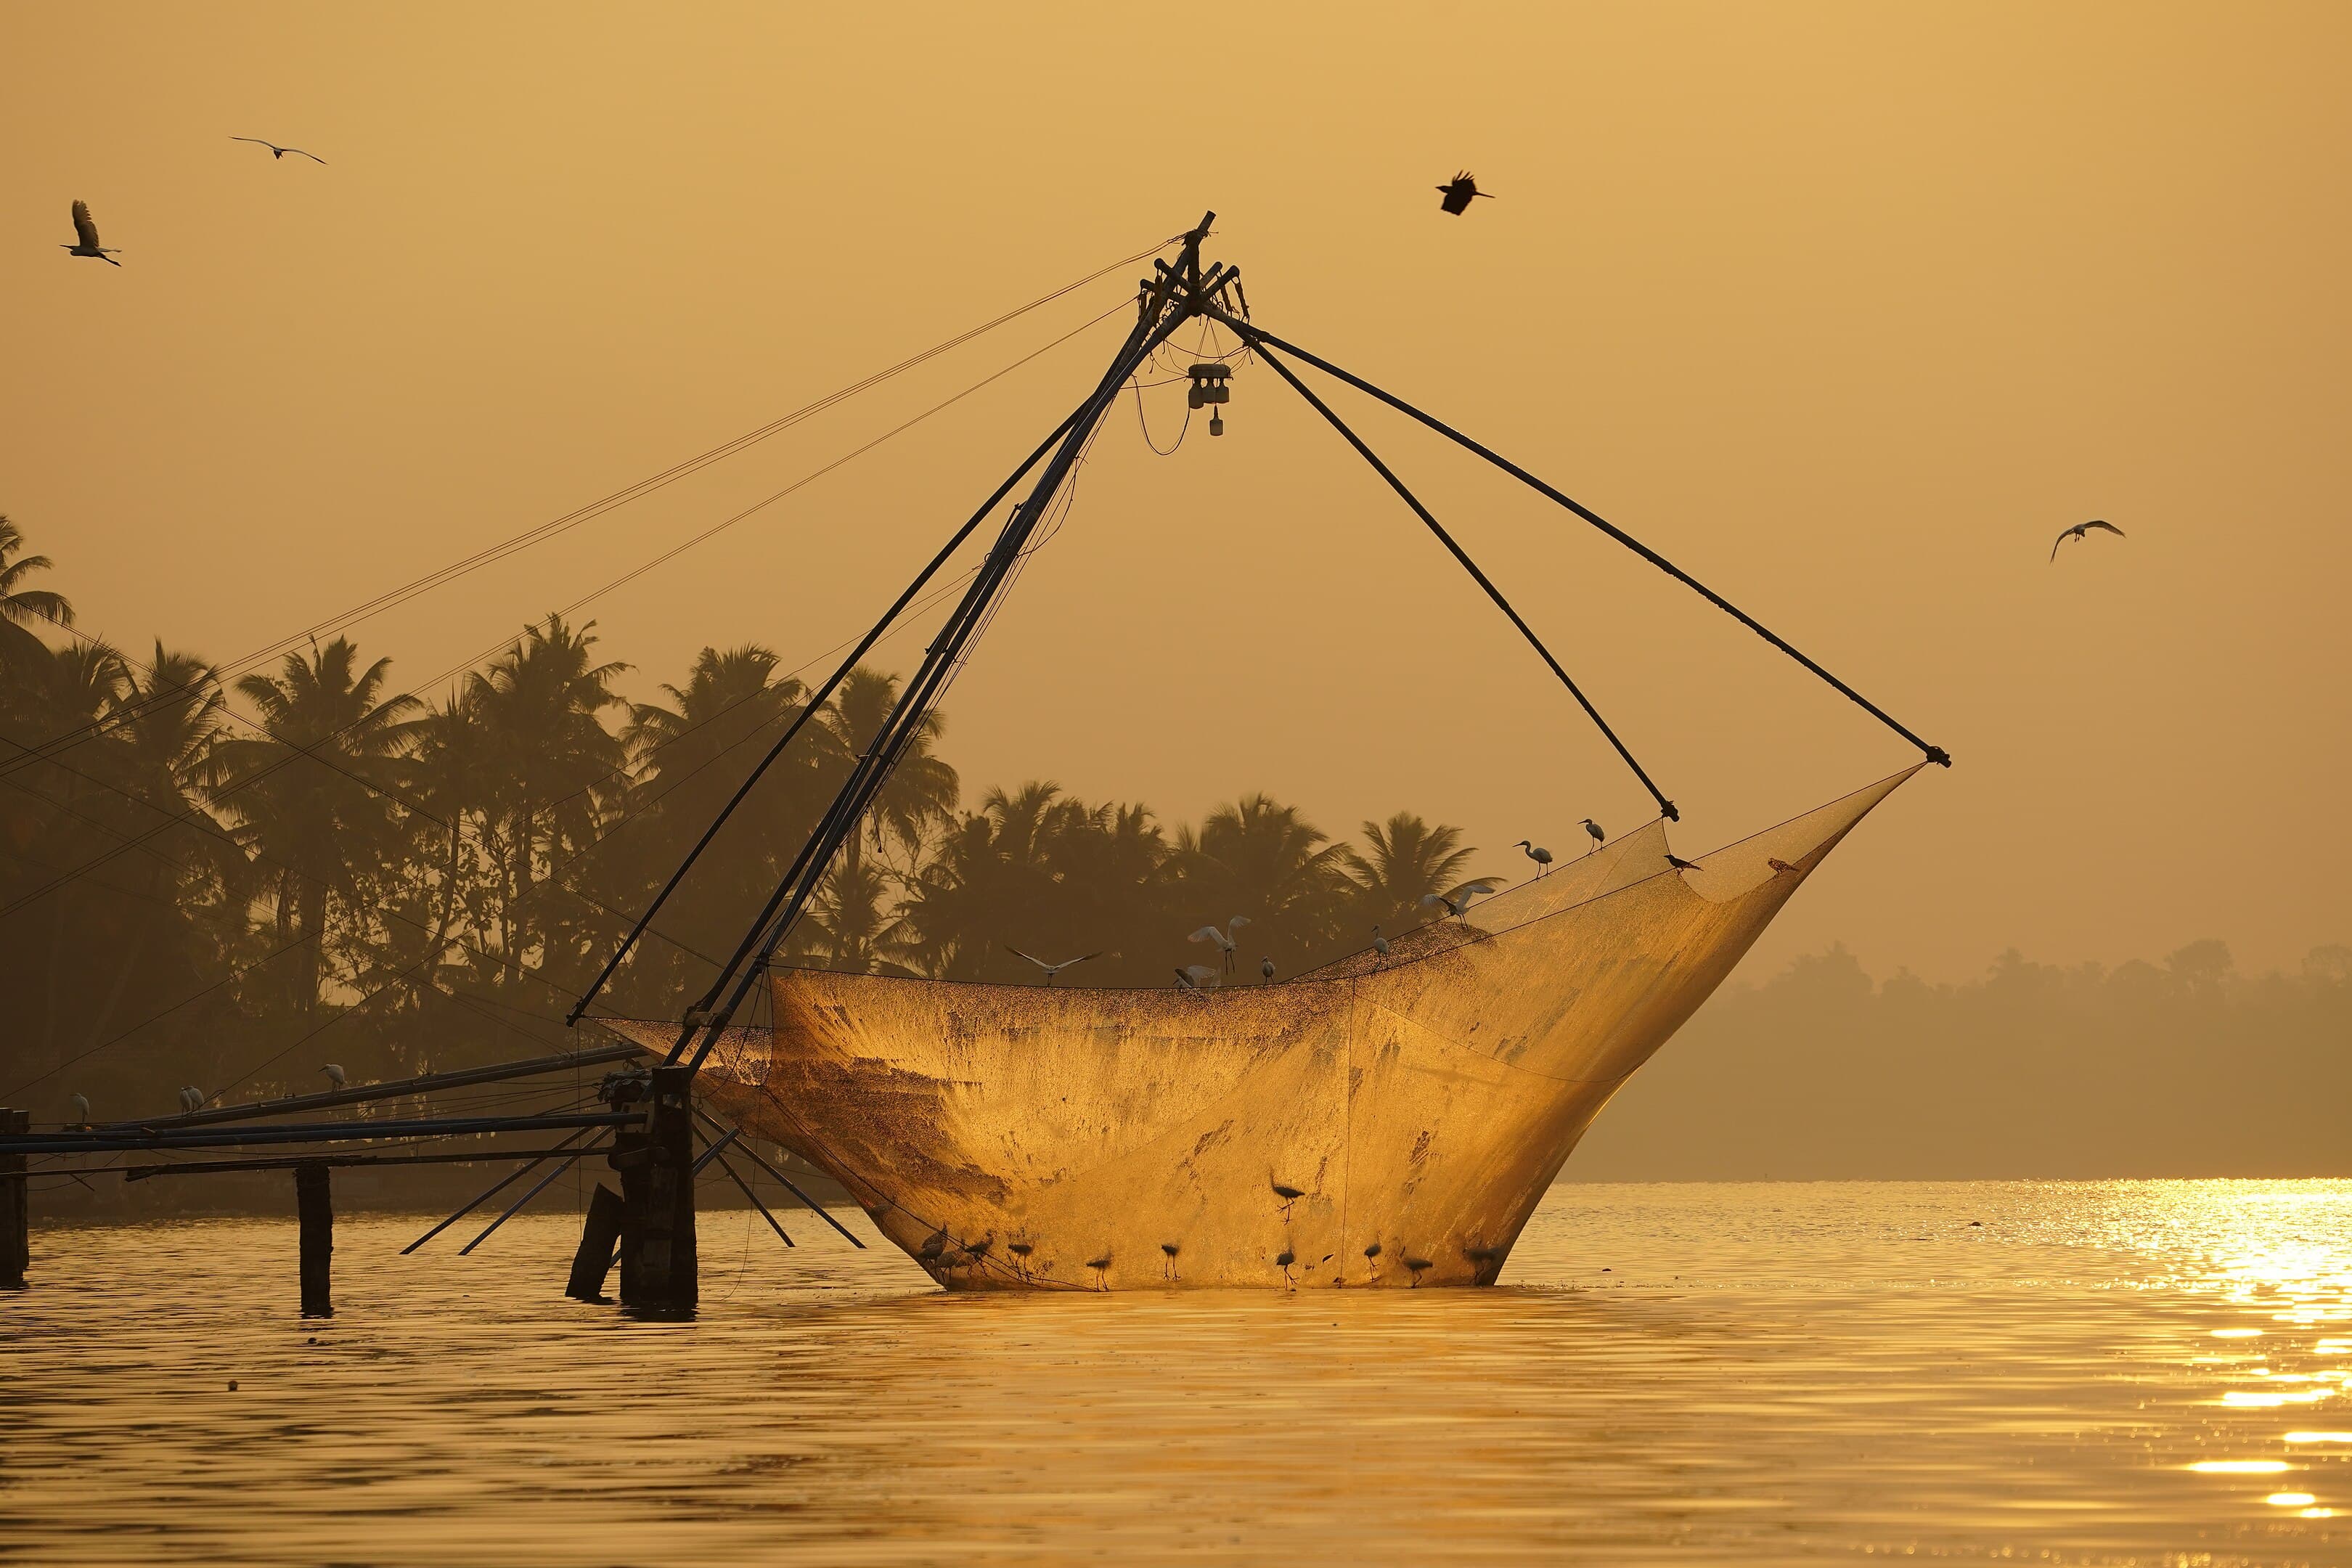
[1172,793,1353,970]
[902,782,1087,978]
[462,615,628,980]
[818,666,958,881]
[1341,812,1479,933]
[0,516,73,669]
[802,853,920,976]
[206,637,423,1017]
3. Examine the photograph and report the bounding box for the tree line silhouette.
[0,518,1488,1123]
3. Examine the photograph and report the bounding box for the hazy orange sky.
[5,3,2346,982]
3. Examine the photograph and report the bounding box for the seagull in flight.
[1437,171,1492,216]
[1188,915,1251,972]
[2050,519,2125,561]
[232,137,327,164]
[1005,947,1102,984]
[1419,880,1502,919]
[62,201,121,265]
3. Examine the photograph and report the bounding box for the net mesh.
[603,765,1922,1289]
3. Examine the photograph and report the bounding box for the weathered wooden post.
[295,1159,333,1318]
[565,1183,626,1302]
[625,1064,697,1316]
[1,1108,28,1291]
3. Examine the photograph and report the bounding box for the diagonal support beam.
[1209,310,1949,769]
[1249,341,1679,820]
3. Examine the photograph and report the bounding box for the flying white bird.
[231,137,327,164]
[1188,915,1251,972]
[1514,840,1553,875]
[62,200,121,266]
[1174,964,1221,992]
[2050,519,2124,561]
[68,1092,90,1127]
[319,1063,347,1089]
[1005,946,1103,984]
[1579,818,1605,853]
[177,1085,203,1114]
[1419,880,1502,919]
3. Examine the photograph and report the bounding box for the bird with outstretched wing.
[2051,519,2126,560]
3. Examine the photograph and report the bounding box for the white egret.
[68,1092,89,1127]
[1419,880,1502,920]
[1005,947,1103,984]
[319,1063,347,1089]
[1187,915,1251,972]
[1514,840,1553,875]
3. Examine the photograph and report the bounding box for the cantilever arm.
[1210,310,1950,769]
[1249,342,1680,821]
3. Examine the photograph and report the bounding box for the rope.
[0,234,1189,780]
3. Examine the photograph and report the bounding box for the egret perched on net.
[1175,964,1221,992]
[177,1085,203,1114]
[1260,956,1276,984]
[230,136,327,164]
[68,1092,89,1127]
[61,201,121,266]
[1188,915,1251,972]
[1514,839,1553,875]
[319,1063,347,1089]
[1005,946,1103,984]
[2050,519,2124,560]
[1371,925,1392,961]
[1420,880,1502,920]
[1579,818,1605,854]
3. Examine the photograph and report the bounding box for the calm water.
[3,1180,2348,1566]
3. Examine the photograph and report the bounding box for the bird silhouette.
[1767,857,1799,875]
[177,1085,203,1114]
[1665,853,1702,873]
[1188,915,1251,971]
[1085,1254,1112,1290]
[1275,1249,1297,1285]
[231,137,326,164]
[1579,818,1606,853]
[1370,925,1392,961]
[1161,1242,1180,1280]
[918,1228,949,1262]
[1420,879,1502,920]
[1436,171,1492,216]
[1260,955,1276,983]
[2050,519,2125,560]
[62,201,121,266]
[1403,1257,1434,1286]
[1514,839,1553,875]
[1175,964,1220,992]
[1272,1182,1306,1218]
[67,1092,90,1127]
[319,1063,347,1089]
[1005,945,1102,984]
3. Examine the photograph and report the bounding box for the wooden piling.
[630,1067,691,1316]
[295,1159,333,1318]
[1,1109,28,1290]
[566,1183,626,1301]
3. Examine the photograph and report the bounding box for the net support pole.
[1249,342,1681,821]
[1213,311,1950,769]
[565,401,1094,1025]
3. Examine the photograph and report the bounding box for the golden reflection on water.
[1,1178,2346,1565]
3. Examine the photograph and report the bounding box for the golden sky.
[4,2,2346,981]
